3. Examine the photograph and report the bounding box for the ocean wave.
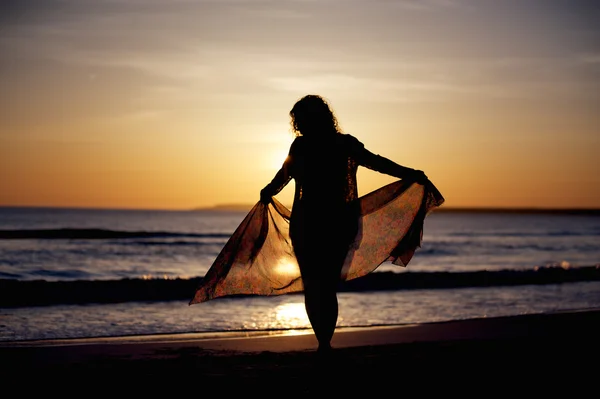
[449,231,598,237]
[0,228,231,240]
[28,268,94,280]
[425,240,599,253]
[410,247,457,256]
[110,240,221,247]
[0,265,598,308]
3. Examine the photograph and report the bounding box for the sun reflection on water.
[273,302,309,329]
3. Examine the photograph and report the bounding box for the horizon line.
[1,204,600,215]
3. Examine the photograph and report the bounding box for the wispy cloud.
[577,53,600,65]
[2,1,599,108]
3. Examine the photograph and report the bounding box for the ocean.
[1,205,599,343]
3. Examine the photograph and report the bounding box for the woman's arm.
[360,147,428,184]
[260,138,302,203]
[260,165,292,204]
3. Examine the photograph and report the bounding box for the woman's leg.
[293,212,355,352]
[303,277,339,351]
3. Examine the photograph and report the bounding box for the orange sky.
[1,0,599,210]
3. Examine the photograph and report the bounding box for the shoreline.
[3,306,599,350]
[2,308,599,391]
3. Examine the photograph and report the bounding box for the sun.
[274,258,299,276]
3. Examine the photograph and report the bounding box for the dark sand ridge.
[2,308,599,394]
[2,265,599,307]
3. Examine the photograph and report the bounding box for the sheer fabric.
[189,179,444,304]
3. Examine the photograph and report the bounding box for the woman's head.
[289,95,341,137]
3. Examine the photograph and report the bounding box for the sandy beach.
[2,308,599,394]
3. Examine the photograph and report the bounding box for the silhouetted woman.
[260,94,428,353]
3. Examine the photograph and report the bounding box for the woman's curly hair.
[289,94,341,137]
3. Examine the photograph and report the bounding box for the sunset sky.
[1,0,598,210]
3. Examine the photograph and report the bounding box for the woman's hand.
[260,189,272,204]
[408,169,428,185]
